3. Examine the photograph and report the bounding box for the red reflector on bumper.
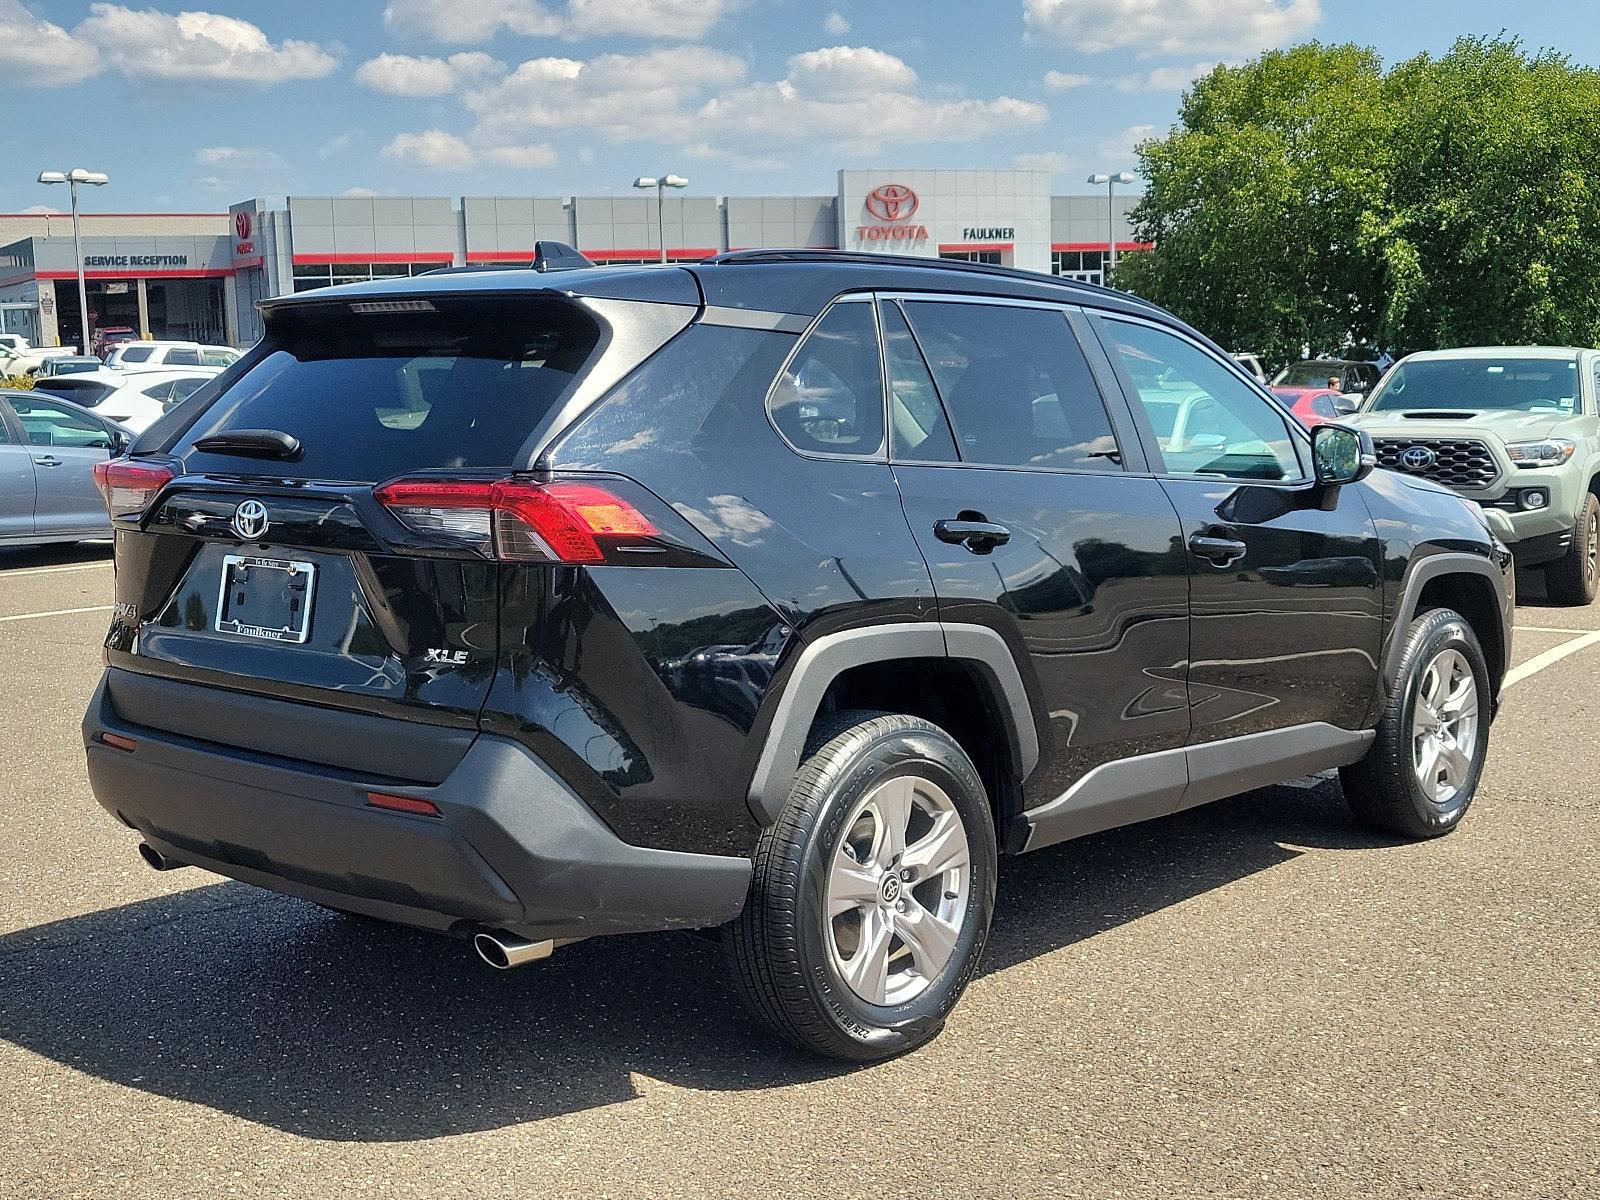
[100,733,138,752]
[366,791,441,817]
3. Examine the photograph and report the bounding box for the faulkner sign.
[83,254,191,268]
[856,183,928,244]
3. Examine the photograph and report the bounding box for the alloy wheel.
[824,774,971,1006]
[1411,647,1480,808]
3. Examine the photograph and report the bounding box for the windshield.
[1368,357,1579,414]
[1272,361,1344,387]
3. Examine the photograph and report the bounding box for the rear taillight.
[92,459,174,518]
[373,478,659,564]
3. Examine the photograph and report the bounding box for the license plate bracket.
[215,554,316,644]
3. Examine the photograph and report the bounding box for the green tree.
[1116,36,1600,364]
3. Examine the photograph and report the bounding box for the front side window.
[879,301,957,463]
[902,301,1121,470]
[768,301,884,457]
[1100,318,1302,482]
[166,348,202,366]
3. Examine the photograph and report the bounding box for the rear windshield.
[1272,361,1345,387]
[1369,356,1579,413]
[174,296,601,481]
[34,379,113,407]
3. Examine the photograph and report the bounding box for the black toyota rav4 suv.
[85,250,1512,1061]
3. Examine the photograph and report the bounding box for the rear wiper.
[193,428,302,460]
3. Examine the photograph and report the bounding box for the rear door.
[6,394,116,535]
[885,295,1191,820]
[0,401,37,540]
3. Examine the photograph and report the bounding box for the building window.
[289,261,439,292]
[938,250,1002,265]
[1052,250,1107,284]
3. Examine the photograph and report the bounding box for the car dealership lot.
[0,546,1594,1200]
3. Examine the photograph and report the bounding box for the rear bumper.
[82,672,751,941]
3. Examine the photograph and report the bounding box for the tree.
[1116,37,1600,364]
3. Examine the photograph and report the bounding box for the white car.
[31,365,223,433]
[104,340,241,370]
[10,345,81,376]
[0,333,30,354]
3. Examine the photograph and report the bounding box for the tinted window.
[175,296,601,482]
[1310,394,1337,417]
[769,302,884,457]
[140,380,175,401]
[1368,356,1579,414]
[1272,361,1344,388]
[10,396,114,448]
[880,301,957,463]
[169,377,210,402]
[166,348,202,366]
[33,379,115,408]
[903,301,1120,470]
[1101,318,1302,482]
[118,346,153,363]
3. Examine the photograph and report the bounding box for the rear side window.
[166,348,202,366]
[902,301,1121,470]
[176,297,601,481]
[768,301,884,457]
[118,346,153,363]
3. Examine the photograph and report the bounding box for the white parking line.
[0,562,112,578]
[1504,628,1600,690]
[0,605,113,624]
[1515,624,1597,635]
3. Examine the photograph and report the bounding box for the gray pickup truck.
[1351,346,1600,605]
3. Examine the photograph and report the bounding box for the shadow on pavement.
[0,779,1390,1142]
[0,542,113,572]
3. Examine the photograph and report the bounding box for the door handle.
[935,519,1011,553]
[1189,534,1247,568]
[32,456,62,468]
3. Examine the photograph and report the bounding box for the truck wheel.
[1545,491,1600,606]
[726,710,997,1062]
[1340,608,1490,839]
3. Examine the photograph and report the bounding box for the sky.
[5,0,1600,212]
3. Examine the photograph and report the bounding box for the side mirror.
[1312,423,1376,486]
[1334,394,1361,415]
[110,430,132,455]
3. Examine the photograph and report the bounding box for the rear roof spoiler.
[418,242,596,277]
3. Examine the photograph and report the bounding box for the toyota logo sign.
[231,499,270,541]
[234,210,252,240]
[865,183,919,222]
[1400,445,1437,472]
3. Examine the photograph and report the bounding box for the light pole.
[1087,171,1135,281]
[633,173,689,264]
[37,168,108,355]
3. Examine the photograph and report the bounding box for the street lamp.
[633,173,689,264]
[1087,170,1135,281]
[37,167,108,356]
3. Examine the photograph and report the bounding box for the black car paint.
[84,256,1512,938]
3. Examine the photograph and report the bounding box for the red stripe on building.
[579,248,719,262]
[292,252,455,265]
[1052,242,1152,253]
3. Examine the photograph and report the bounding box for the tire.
[1545,491,1600,606]
[1340,608,1491,839]
[726,710,998,1062]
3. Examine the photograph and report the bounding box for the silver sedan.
[0,390,130,547]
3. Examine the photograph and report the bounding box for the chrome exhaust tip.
[136,842,184,871]
[473,930,555,970]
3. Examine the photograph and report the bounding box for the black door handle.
[1189,534,1247,567]
[935,519,1011,553]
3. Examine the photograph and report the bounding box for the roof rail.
[702,247,1130,298]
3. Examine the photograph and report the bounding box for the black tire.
[1340,608,1491,839]
[1545,491,1600,606]
[726,710,998,1062]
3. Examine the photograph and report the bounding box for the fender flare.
[745,622,1040,826]
[1383,551,1512,685]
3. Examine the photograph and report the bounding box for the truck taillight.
[92,460,174,518]
[373,478,659,564]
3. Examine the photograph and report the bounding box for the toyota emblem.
[865,183,919,222]
[231,499,270,541]
[234,210,252,240]
[1399,445,1436,472]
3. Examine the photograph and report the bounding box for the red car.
[90,327,137,359]
[1274,386,1355,428]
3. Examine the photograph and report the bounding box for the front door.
[883,297,1191,825]
[0,416,36,539]
[1090,315,1384,749]
[5,395,117,535]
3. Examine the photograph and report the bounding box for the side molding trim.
[1020,722,1375,853]
[746,622,1039,825]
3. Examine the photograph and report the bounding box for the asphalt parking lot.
[0,544,1595,1200]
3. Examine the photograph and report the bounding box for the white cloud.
[486,143,558,168]
[1024,0,1320,56]
[384,128,476,170]
[77,4,338,83]
[1014,151,1070,173]
[823,10,850,35]
[318,130,361,160]
[383,0,736,43]
[342,186,380,198]
[195,145,287,171]
[1043,70,1091,90]
[0,0,100,85]
[464,45,746,143]
[355,51,503,96]
[1116,61,1228,92]
[22,204,61,215]
[1097,123,1155,162]
[786,45,917,94]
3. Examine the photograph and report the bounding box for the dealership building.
[0,168,1141,349]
